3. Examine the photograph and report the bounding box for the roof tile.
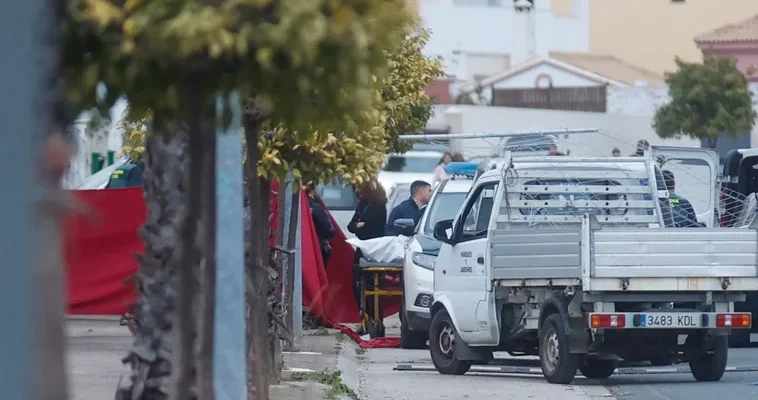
[548,52,665,86]
[695,15,758,44]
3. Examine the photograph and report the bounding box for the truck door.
[652,146,719,227]
[436,180,499,333]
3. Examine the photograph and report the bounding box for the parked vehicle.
[316,178,360,238]
[378,150,443,195]
[716,148,758,346]
[429,154,755,384]
[393,162,477,349]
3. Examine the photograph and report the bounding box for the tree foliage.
[258,30,444,186]
[654,56,756,148]
[119,29,443,188]
[64,0,416,130]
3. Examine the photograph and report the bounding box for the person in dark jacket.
[631,139,650,157]
[348,180,388,240]
[663,170,701,228]
[349,180,388,319]
[106,160,144,188]
[386,180,432,236]
[307,184,337,264]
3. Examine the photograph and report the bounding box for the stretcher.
[358,258,403,338]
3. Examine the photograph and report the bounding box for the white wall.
[492,63,601,89]
[419,0,589,81]
[63,99,127,189]
[433,104,700,159]
[607,84,758,148]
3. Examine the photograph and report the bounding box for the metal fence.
[491,86,607,112]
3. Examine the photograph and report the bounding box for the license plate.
[639,313,701,328]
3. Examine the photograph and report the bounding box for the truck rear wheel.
[689,335,728,382]
[579,359,618,380]
[429,309,471,375]
[539,314,579,384]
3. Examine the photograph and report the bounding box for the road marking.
[283,351,322,355]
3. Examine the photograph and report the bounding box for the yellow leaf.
[84,0,124,28]
[124,0,143,12]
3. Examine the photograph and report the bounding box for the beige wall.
[590,0,758,74]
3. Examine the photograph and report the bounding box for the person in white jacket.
[432,152,453,184]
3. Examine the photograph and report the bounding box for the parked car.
[392,162,477,349]
[377,150,442,195]
[315,178,360,238]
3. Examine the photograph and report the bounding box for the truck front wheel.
[689,335,728,382]
[539,314,579,384]
[429,309,472,375]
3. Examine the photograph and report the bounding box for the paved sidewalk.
[65,316,351,400]
[66,315,615,399]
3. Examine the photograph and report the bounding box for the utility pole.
[0,0,41,399]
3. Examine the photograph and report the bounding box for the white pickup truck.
[428,154,757,384]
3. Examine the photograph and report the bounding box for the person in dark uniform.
[306,184,337,264]
[663,170,701,227]
[348,180,388,318]
[386,180,431,236]
[106,160,144,188]
[631,139,650,157]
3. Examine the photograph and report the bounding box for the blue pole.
[293,197,303,339]
[0,0,36,399]
[213,92,246,400]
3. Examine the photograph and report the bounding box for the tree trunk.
[116,131,188,400]
[197,118,217,400]
[243,105,270,400]
[171,88,210,400]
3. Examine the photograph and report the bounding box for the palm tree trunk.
[116,131,188,400]
[197,118,217,400]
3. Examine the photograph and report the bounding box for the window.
[459,182,499,240]
[423,192,469,235]
[316,179,358,210]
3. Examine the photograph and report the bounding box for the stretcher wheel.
[367,320,385,339]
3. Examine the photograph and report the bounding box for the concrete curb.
[335,336,364,399]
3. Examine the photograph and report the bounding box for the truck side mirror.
[433,219,454,243]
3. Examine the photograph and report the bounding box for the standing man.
[663,170,701,228]
[631,140,650,156]
[386,180,431,236]
[547,145,565,156]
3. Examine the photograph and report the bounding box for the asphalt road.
[604,347,758,400]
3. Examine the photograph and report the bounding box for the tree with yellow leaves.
[63,1,415,400]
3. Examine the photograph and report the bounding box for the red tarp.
[64,186,400,347]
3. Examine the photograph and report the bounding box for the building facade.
[419,0,590,83]
[589,0,758,74]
